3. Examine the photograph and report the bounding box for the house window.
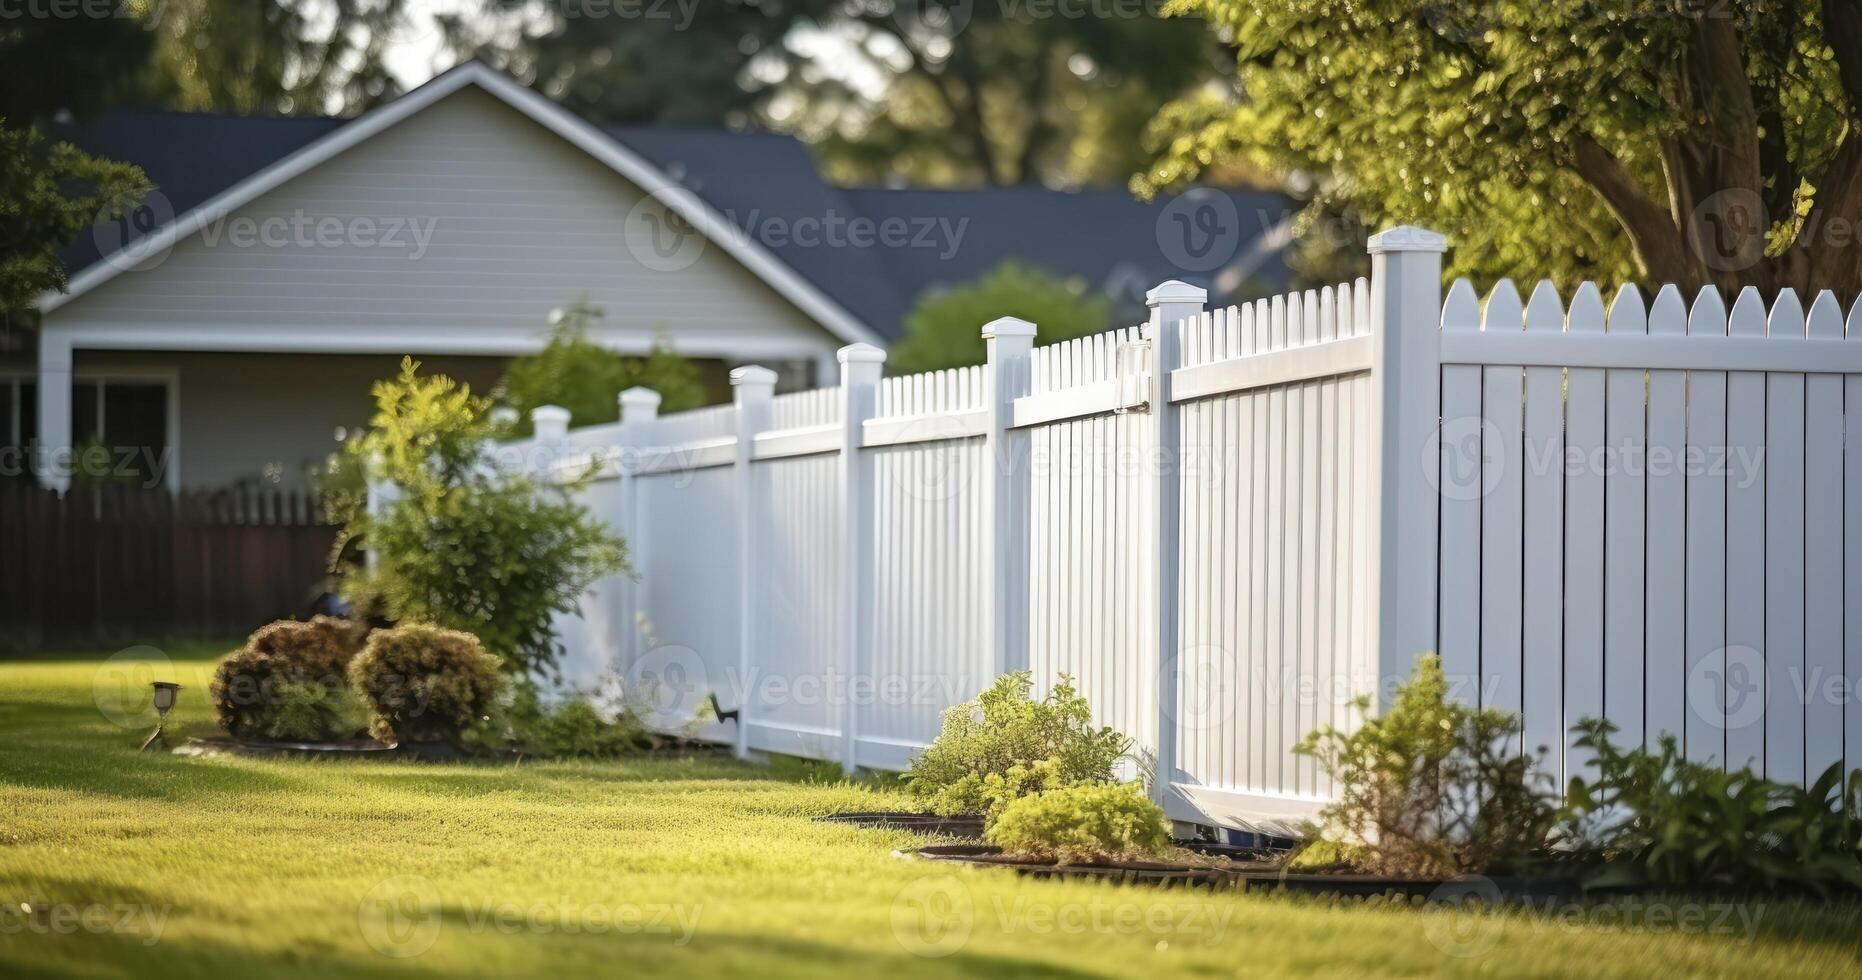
[0,376,173,487]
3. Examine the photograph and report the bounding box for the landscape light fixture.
[141,681,182,752]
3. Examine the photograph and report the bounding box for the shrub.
[342,358,631,677]
[209,616,367,742]
[348,624,507,744]
[904,672,1131,820]
[496,301,706,435]
[886,261,1114,375]
[476,684,655,758]
[986,783,1172,865]
[1292,653,1557,879]
[1562,719,1862,896]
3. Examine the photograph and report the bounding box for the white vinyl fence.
[440,226,1862,834]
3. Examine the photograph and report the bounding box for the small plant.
[986,783,1172,865]
[1562,719,1862,896]
[209,616,367,742]
[905,672,1131,820]
[477,684,655,758]
[1292,653,1557,879]
[347,623,506,744]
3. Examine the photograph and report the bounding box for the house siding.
[48,87,836,357]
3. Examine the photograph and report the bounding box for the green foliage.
[1141,1,1859,295]
[1562,719,1862,896]
[477,683,656,759]
[886,263,1114,376]
[1,123,150,314]
[1294,653,1557,879]
[343,357,631,676]
[347,623,507,744]
[496,301,706,437]
[986,782,1173,865]
[904,672,1132,821]
[208,617,367,742]
[264,682,365,743]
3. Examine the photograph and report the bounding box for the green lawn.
[3,646,1859,979]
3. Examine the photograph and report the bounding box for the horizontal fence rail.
[419,226,1862,835]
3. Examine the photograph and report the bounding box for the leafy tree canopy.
[0,125,150,315]
[1139,1,1862,296]
[887,261,1113,375]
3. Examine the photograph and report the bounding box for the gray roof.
[56,103,1291,342]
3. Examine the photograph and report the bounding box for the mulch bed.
[814,811,988,837]
[903,844,1586,900]
[176,737,516,762]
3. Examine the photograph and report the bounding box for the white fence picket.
[1520,281,1567,776]
[1684,287,1730,767]
[1644,285,1688,749]
[1478,281,1525,754]
[1725,288,1769,772]
[1804,291,1845,781]
[1602,285,1647,747]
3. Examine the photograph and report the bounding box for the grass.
[2,646,1859,979]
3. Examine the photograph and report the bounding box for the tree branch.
[1569,133,1701,289]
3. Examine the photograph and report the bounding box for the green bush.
[986,783,1172,865]
[1562,719,1862,896]
[886,261,1114,375]
[477,684,655,758]
[209,616,367,742]
[496,300,706,435]
[1293,653,1557,879]
[904,672,1131,820]
[348,624,507,744]
[343,358,631,677]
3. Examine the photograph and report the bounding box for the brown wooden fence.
[0,483,340,651]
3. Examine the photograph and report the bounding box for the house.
[13,62,1291,493]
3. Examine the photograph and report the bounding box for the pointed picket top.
[1729,286,1767,337]
[1848,291,1862,339]
[1442,278,1481,332]
[1568,281,1606,334]
[1807,290,1844,339]
[1525,279,1565,333]
[1270,292,1288,350]
[1767,287,1806,337]
[1286,289,1305,348]
[1482,279,1524,332]
[1688,284,1727,336]
[1607,283,1647,336]
[1319,284,1338,342]
[1649,284,1687,336]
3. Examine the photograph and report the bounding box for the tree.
[146,0,411,114]
[0,125,150,315]
[344,358,629,678]
[1138,1,1862,297]
[496,301,707,436]
[887,262,1112,375]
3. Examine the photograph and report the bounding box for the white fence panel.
[744,450,844,759]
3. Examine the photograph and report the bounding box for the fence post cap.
[981,316,1037,339]
[489,406,519,426]
[530,405,570,424]
[836,342,887,365]
[729,364,779,387]
[619,387,662,409]
[1366,225,1447,254]
[1145,280,1208,307]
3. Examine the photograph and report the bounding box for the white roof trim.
[39,62,884,348]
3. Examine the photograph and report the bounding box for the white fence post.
[730,367,776,760]
[983,316,1037,677]
[615,387,660,668]
[1365,226,1447,702]
[1144,281,1206,807]
[837,344,886,773]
